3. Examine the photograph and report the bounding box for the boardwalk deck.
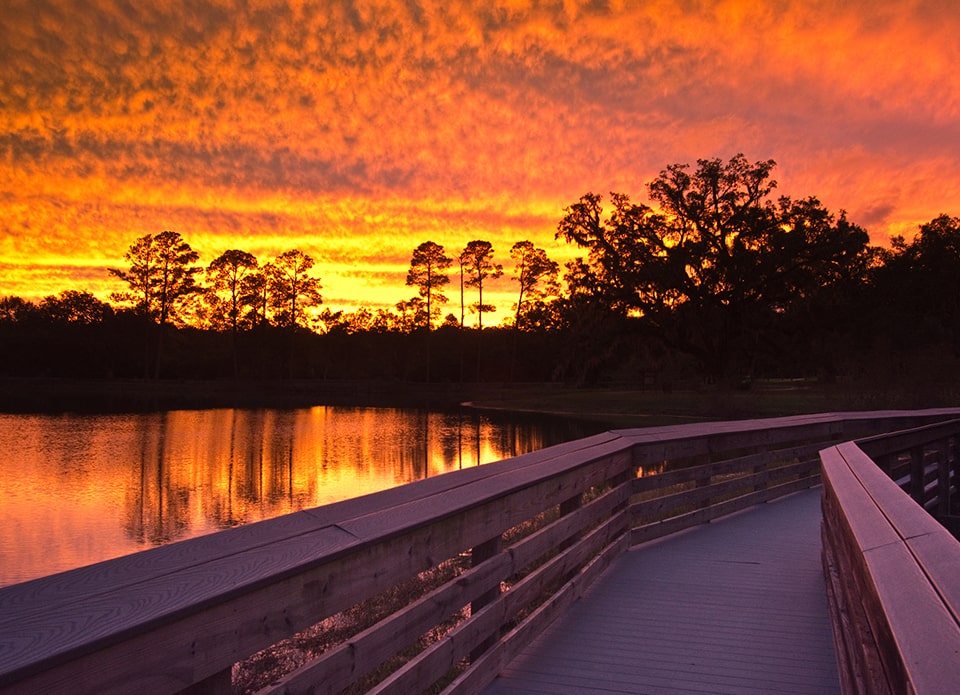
[483,487,839,695]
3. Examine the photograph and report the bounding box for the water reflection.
[0,406,601,587]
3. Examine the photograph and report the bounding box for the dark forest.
[3,156,960,393]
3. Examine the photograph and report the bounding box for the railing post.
[696,451,712,509]
[910,445,925,505]
[179,668,232,695]
[950,436,960,513]
[558,492,583,549]
[938,439,952,517]
[470,535,503,659]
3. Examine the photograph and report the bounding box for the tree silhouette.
[406,241,452,330]
[558,155,871,377]
[268,250,322,329]
[206,249,259,376]
[109,231,200,377]
[510,241,559,331]
[206,250,259,332]
[460,240,503,331]
[874,214,960,353]
[239,265,272,328]
[39,290,112,325]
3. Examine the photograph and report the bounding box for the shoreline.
[3,376,959,425]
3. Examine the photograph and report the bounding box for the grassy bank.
[465,379,960,428]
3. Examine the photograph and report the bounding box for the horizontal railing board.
[821,446,902,552]
[821,434,960,695]
[445,529,631,695]
[0,432,627,624]
[838,440,955,547]
[333,442,633,542]
[837,440,960,625]
[856,419,960,460]
[368,512,631,695]
[630,459,819,522]
[632,443,825,493]
[1,434,634,692]
[630,475,820,546]
[263,481,633,695]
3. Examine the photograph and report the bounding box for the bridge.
[2,409,960,694]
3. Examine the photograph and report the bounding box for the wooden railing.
[3,409,959,695]
[820,420,960,695]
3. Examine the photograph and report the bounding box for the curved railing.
[820,420,960,695]
[3,409,959,695]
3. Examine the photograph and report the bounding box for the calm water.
[0,406,604,587]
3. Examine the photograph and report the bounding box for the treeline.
[3,154,960,388]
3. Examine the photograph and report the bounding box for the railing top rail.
[615,408,960,442]
[855,417,960,459]
[821,434,960,694]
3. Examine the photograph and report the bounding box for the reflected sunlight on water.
[0,406,600,587]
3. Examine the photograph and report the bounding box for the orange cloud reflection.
[0,406,570,586]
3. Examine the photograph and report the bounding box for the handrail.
[3,408,960,695]
[820,421,960,695]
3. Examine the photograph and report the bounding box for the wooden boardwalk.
[483,487,840,695]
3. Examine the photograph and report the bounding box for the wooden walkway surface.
[483,487,840,695]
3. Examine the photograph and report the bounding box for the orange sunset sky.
[2,0,959,319]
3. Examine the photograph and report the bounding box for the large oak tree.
[557,155,871,377]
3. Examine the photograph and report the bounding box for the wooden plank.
[262,482,634,695]
[337,446,632,542]
[631,458,818,523]
[856,419,960,460]
[486,487,839,695]
[0,510,332,622]
[820,446,900,553]
[0,433,626,626]
[837,442,943,541]
[263,553,512,695]
[446,532,630,695]
[861,540,960,693]
[370,513,630,695]
[632,442,825,493]
[630,475,820,545]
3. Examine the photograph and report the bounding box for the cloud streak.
[2,0,959,313]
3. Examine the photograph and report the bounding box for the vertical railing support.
[558,492,583,549]
[938,439,952,517]
[180,668,232,695]
[910,445,926,505]
[470,535,503,660]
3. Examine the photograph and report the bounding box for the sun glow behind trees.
[2,0,960,314]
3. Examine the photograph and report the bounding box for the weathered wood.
[261,482,635,695]
[368,512,630,694]
[4,409,960,694]
[630,474,820,545]
[445,530,630,695]
[632,441,828,493]
[631,458,818,524]
[821,434,960,695]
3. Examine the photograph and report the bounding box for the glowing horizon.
[3,0,959,321]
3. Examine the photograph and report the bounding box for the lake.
[0,405,605,587]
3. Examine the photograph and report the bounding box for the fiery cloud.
[2,0,959,315]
